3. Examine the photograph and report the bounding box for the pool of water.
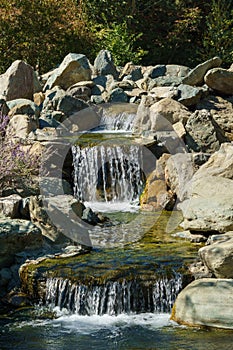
[1,309,233,350]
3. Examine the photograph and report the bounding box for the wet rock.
[44,53,92,91]
[171,278,233,329]
[172,230,207,243]
[182,56,222,86]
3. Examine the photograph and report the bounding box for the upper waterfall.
[72,144,144,208]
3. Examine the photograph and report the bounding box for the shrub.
[0,112,40,192]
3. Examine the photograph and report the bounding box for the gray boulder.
[94,50,119,79]
[6,114,38,139]
[0,218,43,268]
[165,153,195,201]
[177,84,204,106]
[44,53,92,91]
[7,99,40,118]
[185,109,228,153]
[204,67,233,95]
[182,56,222,86]
[0,60,40,101]
[0,194,22,219]
[171,278,233,329]
[199,232,233,278]
[108,88,129,103]
[179,176,233,233]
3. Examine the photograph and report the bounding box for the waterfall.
[99,112,135,131]
[72,144,144,204]
[45,275,182,316]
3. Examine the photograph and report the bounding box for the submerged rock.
[171,278,233,329]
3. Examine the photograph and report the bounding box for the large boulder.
[176,84,205,106]
[44,53,92,91]
[132,97,190,135]
[193,142,233,179]
[185,109,228,153]
[0,218,43,268]
[94,50,119,79]
[6,114,38,139]
[165,153,195,201]
[196,95,233,140]
[199,232,233,278]
[171,278,233,329]
[179,176,233,233]
[7,99,40,118]
[182,56,222,86]
[0,194,22,219]
[0,60,40,101]
[204,67,233,95]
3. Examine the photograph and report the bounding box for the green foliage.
[201,0,233,66]
[92,21,147,66]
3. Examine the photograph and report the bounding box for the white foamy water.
[84,201,140,213]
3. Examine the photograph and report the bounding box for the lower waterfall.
[45,275,182,316]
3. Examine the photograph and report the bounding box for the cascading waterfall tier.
[99,112,136,131]
[45,275,182,316]
[72,144,144,203]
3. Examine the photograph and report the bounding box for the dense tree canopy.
[0,0,233,74]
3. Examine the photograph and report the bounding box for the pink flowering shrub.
[0,112,40,192]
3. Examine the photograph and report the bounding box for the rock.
[108,88,129,103]
[177,84,204,106]
[196,95,233,140]
[144,65,166,79]
[171,278,233,329]
[94,50,119,79]
[0,97,10,115]
[149,86,178,99]
[165,153,195,201]
[172,121,186,139]
[179,176,233,233]
[0,218,43,268]
[172,230,207,243]
[67,84,92,101]
[140,178,175,210]
[204,67,233,95]
[150,98,191,125]
[150,76,183,87]
[199,232,233,278]
[29,195,86,243]
[7,99,40,118]
[185,109,228,153]
[120,62,143,81]
[133,97,190,137]
[193,142,233,179]
[182,56,222,86]
[56,95,88,116]
[165,64,190,77]
[6,114,38,139]
[33,92,45,107]
[44,53,92,91]
[0,194,22,219]
[0,60,40,101]
[82,207,101,225]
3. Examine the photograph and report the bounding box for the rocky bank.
[0,51,233,328]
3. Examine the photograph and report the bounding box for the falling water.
[99,112,136,131]
[72,144,144,204]
[45,275,182,316]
